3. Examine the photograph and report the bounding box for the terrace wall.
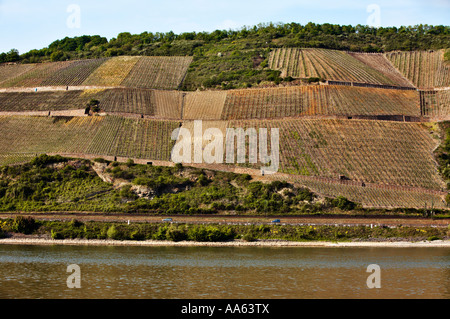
[327,80,417,91]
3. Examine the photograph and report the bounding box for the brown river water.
[0,244,449,299]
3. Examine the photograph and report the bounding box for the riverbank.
[1,236,450,248]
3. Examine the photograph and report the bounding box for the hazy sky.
[0,0,449,54]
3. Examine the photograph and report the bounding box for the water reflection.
[0,245,449,299]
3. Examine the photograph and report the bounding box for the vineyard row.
[0,84,424,120]
[269,48,415,87]
[0,116,446,208]
[0,56,193,90]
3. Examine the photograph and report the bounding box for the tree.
[50,50,65,62]
[0,49,20,63]
[87,99,100,113]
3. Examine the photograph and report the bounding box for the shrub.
[186,225,235,242]
[296,188,314,202]
[242,231,257,242]
[126,159,135,167]
[428,235,441,241]
[0,229,6,239]
[283,76,294,82]
[11,216,37,234]
[51,229,64,240]
[68,219,83,228]
[153,225,169,240]
[235,173,252,185]
[196,174,210,186]
[119,185,138,200]
[30,154,68,167]
[444,49,450,63]
[187,225,208,242]
[94,158,109,164]
[307,77,322,83]
[106,225,121,240]
[330,196,356,211]
[129,229,145,241]
[166,225,187,242]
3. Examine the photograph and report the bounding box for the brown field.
[99,88,155,115]
[152,90,183,119]
[82,56,140,86]
[221,85,420,119]
[183,91,227,120]
[348,52,414,87]
[122,56,193,90]
[385,50,450,89]
[420,89,450,117]
[0,63,38,85]
[40,58,109,86]
[269,48,405,86]
[227,118,444,191]
[0,61,73,88]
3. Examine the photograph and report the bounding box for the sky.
[0,0,449,54]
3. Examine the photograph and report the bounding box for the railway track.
[0,212,448,228]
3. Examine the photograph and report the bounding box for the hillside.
[0,85,421,119]
[385,50,450,89]
[2,23,449,65]
[269,48,415,87]
[0,40,450,211]
[0,56,192,90]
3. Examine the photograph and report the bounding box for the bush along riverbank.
[1,216,449,243]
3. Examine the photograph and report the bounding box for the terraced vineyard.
[184,91,227,120]
[0,47,449,210]
[0,116,104,159]
[99,88,154,115]
[385,50,450,89]
[40,58,109,86]
[179,120,229,158]
[420,89,450,117]
[227,119,444,191]
[0,83,426,121]
[85,116,180,161]
[0,90,89,112]
[221,85,420,119]
[152,90,182,119]
[0,115,180,165]
[0,56,193,90]
[0,61,71,88]
[0,63,37,85]
[0,88,183,119]
[86,89,183,119]
[82,56,140,87]
[268,48,406,86]
[122,56,193,90]
[281,174,447,209]
[347,52,414,87]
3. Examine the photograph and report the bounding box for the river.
[0,244,449,299]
